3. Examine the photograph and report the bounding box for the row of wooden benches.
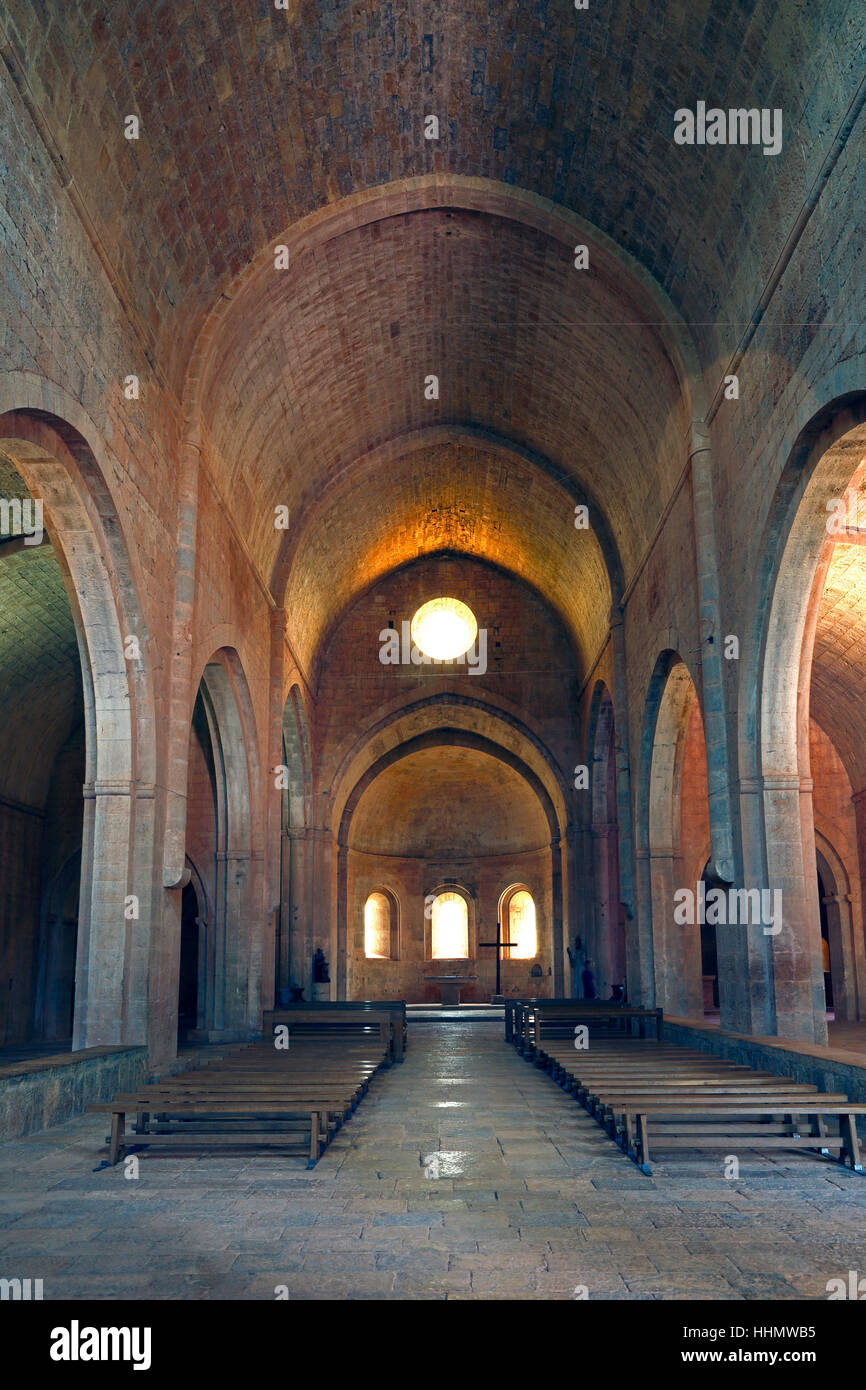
[509,1002,866,1175]
[89,1003,405,1168]
[263,1001,407,1063]
[507,998,663,1052]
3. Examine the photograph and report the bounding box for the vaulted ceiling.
[349,744,550,858]
[4,0,861,674]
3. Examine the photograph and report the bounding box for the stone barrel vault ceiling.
[1,0,859,388]
[2,0,862,672]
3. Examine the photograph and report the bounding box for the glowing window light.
[431,891,469,959]
[364,892,391,959]
[410,597,477,661]
[506,889,536,960]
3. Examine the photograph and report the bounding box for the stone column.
[649,846,702,1018]
[591,824,613,996]
[610,611,642,999]
[73,779,136,1049]
[335,836,348,1000]
[733,777,776,1035]
[550,834,564,994]
[821,890,857,1021]
[848,788,866,1017]
[565,821,583,996]
[162,438,201,889]
[762,774,828,1044]
[632,847,656,1008]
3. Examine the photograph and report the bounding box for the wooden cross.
[479,920,516,996]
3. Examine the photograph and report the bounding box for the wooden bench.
[513,1002,663,1055]
[88,1030,390,1168]
[263,1002,407,1062]
[525,1033,866,1175]
[506,998,648,1045]
[617,1100,866,1174]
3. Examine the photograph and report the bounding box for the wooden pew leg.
[109,1112,125,1166]
[622,1111,634,1155]
[307,1110,322,1168]
[636,1113,652,1175]
[841,1114,863,1172]
[811,1113,830,1155]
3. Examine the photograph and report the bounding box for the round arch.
[0,398,156,1050]
[814,831,862,1024]
[335,727,565,999]
[172,648,264,1047]
[744,393,866,1043]
[636,652,711,1020]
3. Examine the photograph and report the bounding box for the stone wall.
[0,1048,148,1142]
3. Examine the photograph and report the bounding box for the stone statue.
[313,948,330,984]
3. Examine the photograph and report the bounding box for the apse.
[345,743,552,1003]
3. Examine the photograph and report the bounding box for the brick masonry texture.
[0,2,864,1062]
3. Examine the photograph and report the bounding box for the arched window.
[431,890,469,959]
[364,891,398,960]
[502,887,537,959]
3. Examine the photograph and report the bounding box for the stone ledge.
[0,1046,148,1142]
[0,1044,136,1082]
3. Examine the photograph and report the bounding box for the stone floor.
[0,1021,864,1300]
[828,1020,866,1056]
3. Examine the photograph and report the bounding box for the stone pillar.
[303,822,330,1000]
[591,824,613,996]
[565,821,583,996]
[73,779,137,1049]
[649,846,702,1018]
[609,611,642,999]
[335,836,348,1000]
[689,441,736,884]
[282,826,312,995]
[550,834,564,995]
[733,778,776,1035]
[162,438,201,889]
[224,850,249,1031]
[263,609,287,1011]
[821,890,857,1021]
[632,847,656,1008]
[848,788,866,1018]
[763,774,828,1044]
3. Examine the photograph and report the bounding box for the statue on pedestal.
[313,949,330,984]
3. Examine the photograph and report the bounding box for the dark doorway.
[817,869,833,1013]
[178,882,200,1044]
[699,863,719,1015]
